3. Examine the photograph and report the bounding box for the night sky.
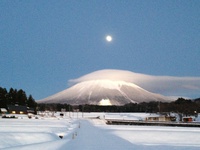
[1,0,200,100]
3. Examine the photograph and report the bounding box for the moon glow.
[106,35,112,42]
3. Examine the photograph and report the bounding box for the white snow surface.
[1,113,200,150]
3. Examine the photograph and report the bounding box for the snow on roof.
[0,108,7,112]
[146,114,163,118]
[7,105,27,111]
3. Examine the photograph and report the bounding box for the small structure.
[7,105,27,114]
[183,117,194,122]
[146,114,176,122]
[0,108,7,115]
[27,107,35,114]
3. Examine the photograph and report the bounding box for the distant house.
[146,114,176,122]
[0,108,7,115]
[27,107,35,114]
[7,105,27,114]
[183,117,194,122]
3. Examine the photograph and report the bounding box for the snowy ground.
[1,113,200,150]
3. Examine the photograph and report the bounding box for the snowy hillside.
[69,69,200,98]
[38,79,173,105]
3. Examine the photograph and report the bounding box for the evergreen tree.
[16,89,27,105]
[27,95,37,109]
[0,87,8,108]
[8,88,17,105]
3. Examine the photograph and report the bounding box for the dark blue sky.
[1,0,200,99]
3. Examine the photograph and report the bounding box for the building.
[182,117,194,122]
[0,108,7,115]
[146,114,176,122]
[7,105,27,114]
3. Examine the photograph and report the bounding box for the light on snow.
[98,99,112,106]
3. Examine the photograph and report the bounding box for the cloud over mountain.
[38,69,200,105]
[69,69,200,98]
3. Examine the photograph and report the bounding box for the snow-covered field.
[1,113,200,150]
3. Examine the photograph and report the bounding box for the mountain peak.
[38,79,173,105]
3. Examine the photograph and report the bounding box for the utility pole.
[82,105,84,118]
[159,101,161,114]
[69,105,71,118]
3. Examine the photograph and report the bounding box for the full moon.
[106,35,112,42]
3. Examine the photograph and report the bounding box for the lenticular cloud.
[69,69,200,98]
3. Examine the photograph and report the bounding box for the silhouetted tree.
[8,88,17,105]
[27,95,37,108]
[16,89,27,105]
[0,87,8,108]
[0,86,37,111]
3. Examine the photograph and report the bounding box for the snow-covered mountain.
[38,79,173,105]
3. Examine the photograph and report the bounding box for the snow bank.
[0,116,78,149]
[1,113,200,150]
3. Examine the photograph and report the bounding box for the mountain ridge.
[38,79,173,105]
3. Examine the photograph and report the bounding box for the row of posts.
[72,122,80,139]
[61,106,84,118]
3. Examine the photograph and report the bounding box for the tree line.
[1,86,199,117]
[37,97,200,116]
[0,87,37,110]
